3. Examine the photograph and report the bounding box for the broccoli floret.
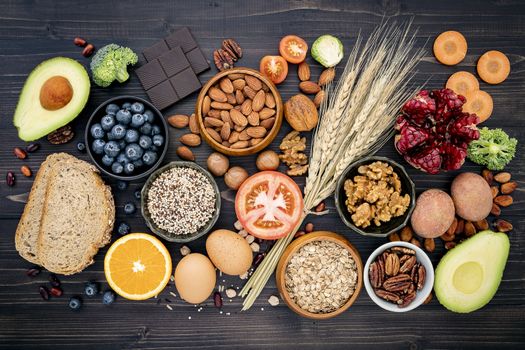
[467,127,517,170]
[90,44,138,87]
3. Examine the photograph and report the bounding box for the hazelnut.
[224,166,248,190]
[256,150,280,171]
[207,152,229,176]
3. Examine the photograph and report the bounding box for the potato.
[411,189,455,238]
[451,172,492,221]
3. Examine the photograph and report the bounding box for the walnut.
[279,131,309,176]
[344,161,410,228]
[287,164,308,176]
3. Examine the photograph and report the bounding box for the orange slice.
[446,71,479,96]
[104,233,172,300]
[433,31,468,66]
[477,50,510,84]
[463,90,494,122]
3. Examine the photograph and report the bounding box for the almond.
[209,87,227,102]
[494,172,511,183]
[473,218,489,231]
[299,81,321,94]
[313,90,325,108]
[206,127,222,143]
[482,169,493,185]
[265,93,276,108]
[246,126,267,138]
[495,219,513,232]
[226,93,236,105]
[241,99,252,116]
[189,113,199,134]
[250,138,263,146]
[259,107,275,120]
[167,114,189,128]
[232,79,246,90]
[464,221,477,237]
[211,102,233,110]
[491,186,499,198]
[247,111,260,126]
[205,117,224,128]
[202,96,211,116]
[318,68,335,86]
[228,73,244,80]
[220,110,231,124]
[219,77,234,94]
[491,203,501,216]
[180,133,201,147]
[297,62,310,81]
[501,181,517,194]
[208,109,221,118]
[494,195,513,207]
[234,124,245,132]
[251,90,266,112]
[231,140,249,149]
[243,86,257,99]
[230,109,248,127]
[239,129,251,141]
[245,75,263,91]
[176,146,195,161]
[235,90,245,104]
[221,122,231,140]
[260,117,275,129]
[222,140,231,147]
[228,131,240,144]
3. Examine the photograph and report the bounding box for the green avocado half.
[13,57,90,141]
[434,230,510,313]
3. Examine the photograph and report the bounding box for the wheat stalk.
[240,22,424,311]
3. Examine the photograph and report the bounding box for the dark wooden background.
[0,1,524,349]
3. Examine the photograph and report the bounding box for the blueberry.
[116,109,132,125]
[90,123,105,139]
[133,159,144,168]
[124,202,136,214]
[111,162,124,174]
[101,154,115,167]
[122,102,132,110]
[116,181,128,190]
[101,114,116,131]
[139,135,152,149]
[116,152,130,165]
[125,129,139,143]
[142,151,158,166]
[139,122,152,135]
[149,145,159,153]
[104,141,121,157]
[110,124,127,140]
[106,103,120,115]
[91,139,106,155]
[130,102,145,114]
[69,296,82,310]
[153,134,164,147]
[118,140,127,151]
[77,142,86,153]
[134,190,141,199]
[117,221,130,235]
[150,125,161,136]
[84,281,99,297]
[124,162,135,175]
[143,110,155,123]
[102,290,116,305]
[125,143,144,161]
[130,114,145,128]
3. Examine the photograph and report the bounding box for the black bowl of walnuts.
[85,96,169,181]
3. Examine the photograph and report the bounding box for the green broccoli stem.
[115,66,130,83]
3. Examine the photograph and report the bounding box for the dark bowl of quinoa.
[141,161,221,243]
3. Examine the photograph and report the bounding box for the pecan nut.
[369,261,383,288]
[383,274,411,292]
[385,253,400,276]
[374,289,401,303]
[399,291,417,308]
[416,264,426,290]
[47,125,74,144]
[222,39,242,60]
[213,49,234,71]
[399,255,416,274]
[390,246,415,255]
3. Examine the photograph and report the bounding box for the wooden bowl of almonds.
[276,231,363,320]
[195,67,283,156]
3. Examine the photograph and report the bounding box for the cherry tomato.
[235,171,303,240]
[279,35,308,64]
[259,56,288,84]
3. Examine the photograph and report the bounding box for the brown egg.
[174,253,216,304]
[206,229,253,275]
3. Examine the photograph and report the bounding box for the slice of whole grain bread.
[15,153,77,264]
[37,157,115,275]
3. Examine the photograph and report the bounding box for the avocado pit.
[39,76,73,111]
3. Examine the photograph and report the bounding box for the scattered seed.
[82,43,95,57]
[268,295,280,306]
[253,253,266,267]
[234,220,243,231]
[20,165,32,177]
[26,266,41,277]
[225,288,237,298]
[305,222,314,233]
[50,287,63,297]
[166,304,173,311]
[169,291,177,298]
[250,242,260,252]
[214,291,223,308]
[13,147,27,159]
[315,202,326,212]
[180,245,191,256]
[6,171,15,186]
[26,143,40,153]
[238,229,248,237]
[48,273,61,288]
[39,286,50,300]
[245,235,255,244]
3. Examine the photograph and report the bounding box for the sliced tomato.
[259,56,288,84]
[235,171,303,240]
[279,35,308,64]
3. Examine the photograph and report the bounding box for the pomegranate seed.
[13,147,27,159]
[26,266,41,277]
[6,172,15,187]
[39,286,50,300]
[73,37,87,47]
[253,253,266,267]
[50,287,63,297]
[213,291,223,308]
[82,44,94,57]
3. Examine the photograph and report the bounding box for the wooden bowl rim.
[276,231,364,320]
[195,67,283,156]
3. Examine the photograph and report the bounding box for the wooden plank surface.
[0,0,524,349]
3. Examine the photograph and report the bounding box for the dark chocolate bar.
[185,47,210,74]
[158,46,190,77]
[146,80,179,110]
[170,67,202,99]
[165,27,198,53]
[143,40,170,62]
[135,60,167,90]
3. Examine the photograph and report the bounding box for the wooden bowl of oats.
[276,231,363,320]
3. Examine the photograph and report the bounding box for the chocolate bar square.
[143,40,170,62]
[135,60,167,90]
[158,46,190,77]
[146,80,179,110]
[185,47,210,74]
[165,27,198,53]
[170,67,201,99]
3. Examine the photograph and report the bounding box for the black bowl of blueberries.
[85,96,169,181]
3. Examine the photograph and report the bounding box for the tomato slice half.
[235,171,304,240]
[279,35,308,64]
[259,56,288,84]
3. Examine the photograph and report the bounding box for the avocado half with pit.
[13,57,90,141]
[434,230,509,313]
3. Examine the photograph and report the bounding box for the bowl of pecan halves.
[364,241,434,312]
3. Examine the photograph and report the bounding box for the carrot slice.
[463,90,493,122]
[433,31,468,66]
[446,71,479,97]
[477,50,510,84]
